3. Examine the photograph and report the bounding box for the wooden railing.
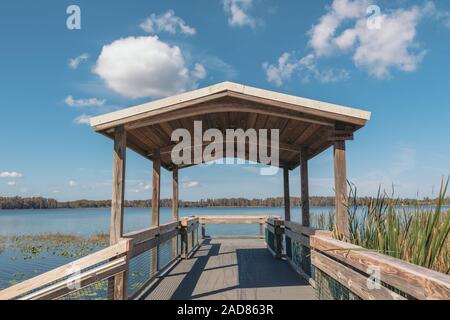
[0,217,200,300]
[268,219,450,300]
[310,234,450,300]
[0,239,131,300]
[194,214,278,239]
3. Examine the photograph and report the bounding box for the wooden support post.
[110,125,128,300]
[334,140,350,241]
[152,149,161,227]
[283,167,291,222]
[151,149,161,275]
[172,167,179,257]
[274,222,284,259]
[180,218,189,259]
[201,224,206,239]
[172,167,179,222]
[300,149,310,227]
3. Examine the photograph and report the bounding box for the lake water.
[0,206,327,236]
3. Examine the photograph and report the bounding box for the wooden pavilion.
[90,81,370,244]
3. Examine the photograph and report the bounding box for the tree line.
[0,196,448,210]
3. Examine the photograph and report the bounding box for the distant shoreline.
[1,195,448,210]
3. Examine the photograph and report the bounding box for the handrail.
[279,220,450,300]
[0,239,131,300]
[310,235,450,300]
[192,214,279,239]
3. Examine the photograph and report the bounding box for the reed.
[328,177,450,274]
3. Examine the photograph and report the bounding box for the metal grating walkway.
[143,238,316,300]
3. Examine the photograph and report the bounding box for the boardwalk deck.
[143,238,316,300]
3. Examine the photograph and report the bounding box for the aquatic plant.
[3,232,109,260]
[329,176,450,274]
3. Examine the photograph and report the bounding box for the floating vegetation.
[2,232,109,260]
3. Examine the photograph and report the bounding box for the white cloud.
[191,63,207,80]
[69,53,89,69]
[140,10,196,36]
[65,96,106,107]
[263,52,349,86]
[200,55,238,79]
[262,53,298,86]
[0,171,23,178]
[7,181,16,186]
[424,1,450,28]
[93,36,205,99]
[308,0,429,79]
[73,114,91,125]
[223,0,256,28]
[309,0,369,57]
[182,181,201,189]
[138,182,151,190]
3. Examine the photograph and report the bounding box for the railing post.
[115,238,131,300]
[180,218,189,259]
[201,223,206,239]
[273,219,284,259]
[109,125,127,300]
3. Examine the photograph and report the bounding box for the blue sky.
[0,0,449,201]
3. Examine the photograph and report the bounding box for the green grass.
[324,177,450,274]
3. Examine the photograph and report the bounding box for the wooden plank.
[23,257,128,300]
[91,82,370,131]
[285,228,310,248]
[131,229,180,259]
[124,222,179,244]
[124,226,159,244]
[194,215,274,220]
[158,221,179,235]
[310,235,450,300]
[300,149,310,227]
[181,217,199,227]
[266,224,275,234]
[284,221,332,237]
[283,167,291,221]
[311,251,405,300]
[200,219,266,225]
[0,240,129,300]
[110,126,126,245]
[333,140,349,240]
[266,217,283,227]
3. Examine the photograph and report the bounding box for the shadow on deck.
[142,238,316,300]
